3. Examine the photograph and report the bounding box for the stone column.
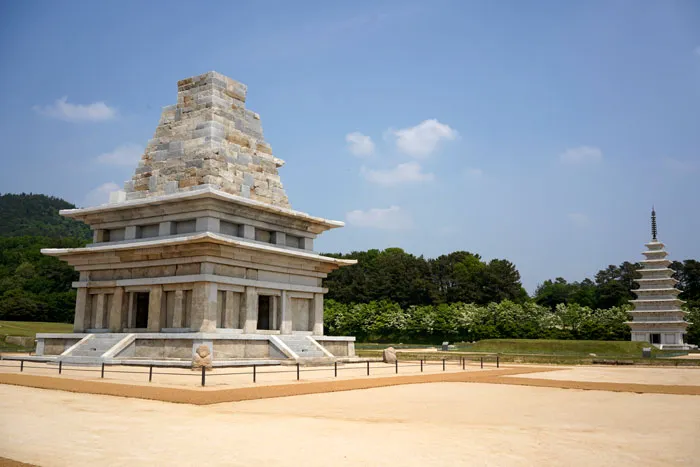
[312,293,324,336]
[242,286,258,333]
[192,282,217,332]
[147,286,163,332]
[73,288,88,332]
[127,292,134,328]
[280,290,292,334]
[224,291,235,328]
[94,294,105,329]
[108,287,124,332]
[172,290,184,328]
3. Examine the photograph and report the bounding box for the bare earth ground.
[1,379,699,467]
[506,366,700,386]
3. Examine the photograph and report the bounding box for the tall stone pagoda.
[35,71,357,364]
[627,208,690,349]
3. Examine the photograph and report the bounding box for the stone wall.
[43,338,81,355]
[124,71,290,208]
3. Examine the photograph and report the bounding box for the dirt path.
[1,382,698,466]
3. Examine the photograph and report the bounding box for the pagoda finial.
[651,206,657,240]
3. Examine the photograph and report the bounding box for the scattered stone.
[383,347,397,364]
[589,353,597,357]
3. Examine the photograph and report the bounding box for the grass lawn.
[357,339,683,358]
[0,320,73,338]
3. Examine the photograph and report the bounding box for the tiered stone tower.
[627,208,690,349]
[35,72,357,365]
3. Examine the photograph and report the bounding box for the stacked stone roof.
[124,71,290,208]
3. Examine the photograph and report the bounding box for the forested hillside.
[0,193,91,240]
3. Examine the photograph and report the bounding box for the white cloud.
[83,182,120,207]
[345,132,375,157]
[34,96,117,122]
[464,167,484,178]
[346,206,412,230]
[664,157,697,173]
[389,119,457,158]
[96,144,144,166]
[361,162,434,185]
[559,146,603,165]
[567,212,590,227]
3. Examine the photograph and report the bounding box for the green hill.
[0,193,91,240]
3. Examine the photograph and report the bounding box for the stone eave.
[60,185,344,233]
[41,232,357,267]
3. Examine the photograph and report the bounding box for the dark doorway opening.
[135,292,149,328]
[650,333,661,345]
[257,295,270,330]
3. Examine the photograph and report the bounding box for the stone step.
[276,336,325,358]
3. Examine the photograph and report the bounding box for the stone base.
[35,332,355,365]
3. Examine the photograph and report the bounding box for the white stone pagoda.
[627,208,690,349]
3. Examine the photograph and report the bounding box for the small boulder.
[382,347,397,364]
[589,353,597,357]
[192,344,213,371]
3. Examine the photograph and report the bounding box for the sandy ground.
[508,366,700,386]
[1,382,699,467]
[0,359,475,388]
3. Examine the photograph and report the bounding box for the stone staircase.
[58,334,128,365]
[276,335,328,359]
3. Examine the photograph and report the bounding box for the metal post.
[59,361,62,375]
[480,357,483,369]
[101,363,105,379]
[420,359,423,372]
[334,361,337,378]
[149,365,153,382]
[442,359,445,371]
[462,357,465,370]
[20,360,24,372]
[296,362,300,381]
[201,366,206,387]
[395,359,398,374]
[497,355,500,368]
[366,361,369,376]
[253,365,256,383]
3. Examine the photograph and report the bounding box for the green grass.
[357,339,684,358]
[0,320,73,338]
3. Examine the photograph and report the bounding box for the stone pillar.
[242,286,258,333]
[280,290,292,334]
[192,282,217,332]
[108,287,124,332]
[125,225,141,240]
[93,229,107,243]
[224,291,235,328]
[312,293,324,336]
[271,232,286,246]
[73,288,88,332]
[127,292,134,328]
[240,225,255,240]
[172,290,184,328]
[196,216,220,233]
[147,286,163,332]
[94,294,105,329]
[159,221,175,236]
[300,237,314,251]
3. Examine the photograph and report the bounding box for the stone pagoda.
[627,208,690,349]
[35,71,357,365]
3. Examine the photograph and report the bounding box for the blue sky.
[1,0,699,292]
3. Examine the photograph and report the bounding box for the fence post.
[480,357,483,369]
[149,365,153,383]
[59,361,62,375]
[443,359,446,371]
[296,362,300,381]
[462,357,465,370]
[420,359,423,372]
[334,361,337,378]
[366,360,369,376]
[497,355,500,368]
[253,365,256,383]
[395,359,398,374]
[201,366,206,387]
[20,360,24,372]
[101,363,105,379]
